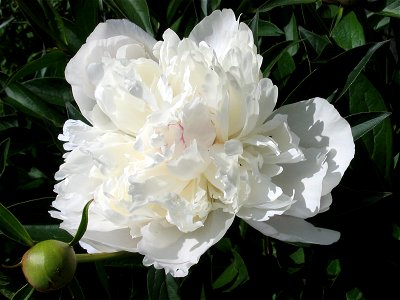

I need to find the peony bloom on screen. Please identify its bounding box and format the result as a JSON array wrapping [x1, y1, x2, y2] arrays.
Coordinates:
[[51, 9, 355, 277]]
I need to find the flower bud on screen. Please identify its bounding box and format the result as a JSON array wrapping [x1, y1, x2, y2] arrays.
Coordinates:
[[22, 240, 76, 292]]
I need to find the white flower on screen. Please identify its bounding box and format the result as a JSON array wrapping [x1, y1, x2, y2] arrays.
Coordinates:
[[51, 9, 355, 277]]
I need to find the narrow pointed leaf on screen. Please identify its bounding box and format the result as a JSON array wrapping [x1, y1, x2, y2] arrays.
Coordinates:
[[258, 0, 316, 13], [0, 138, 10, 176], [0, 202, 34, 246], [334, 40, 388, 102], [69, 199, 93, 246], [11, 284, 34, 300], [23, 78, 74, 106], [165, 274, 181, 300], [7, 51, 67, 85], [376, 1, 400, 18], [347, 111, 391, 141], [262, 40, 301, 76], [3, 82, 65, 127], [109, 0, 154, 35]]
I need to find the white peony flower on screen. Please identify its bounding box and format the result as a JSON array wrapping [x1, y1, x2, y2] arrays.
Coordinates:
[[51, 9, 355, 277]]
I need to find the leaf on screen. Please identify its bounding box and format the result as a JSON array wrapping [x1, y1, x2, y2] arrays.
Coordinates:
[[249, 11, 259, 48], [0, 202, 34, 246], [331, 11, 365, 50], [11, 284, 34, 300], [165, 274, 181, 300], [66, 277, 86, 300], [25, 225, 73, 243], [109, 0, 154, 35], [3, 82, 65, 127], [225, 250, 249, 292], [289, 248, 305, 265], [376, 0, 400, 18], [299, 26, 331, 57], [147, 268, 164, 300], [333, 40, 388, 102], [347, 111, 391, 141], [327, 259, 341, 277], [258, 20, 284, 37], [71, 0, 99, 41], [23, 78, 74, 107], [212, 262, 237, 290], [349, 73, 393, 178], [284, 13, 299, 56], [258, 0, 317, 12], [69, 199, 93, 246], [392, 224, 400, 240], [212, 249, 249, 292], [273, 51, 296, 83], [16, 0, 69, 50], [0, 138, 10, 176], [346, 288, 364, 300], [7, 51, 67, 85], [262, 40, 302, 77]]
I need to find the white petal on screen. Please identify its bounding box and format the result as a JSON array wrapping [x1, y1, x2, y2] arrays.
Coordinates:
[[138, 209, 234, 277], [273, 98, 355, 195], [87, 19, 156, 54], [245, 215, 340, 245], [79, 228, 139, 253], [273, 148, 328, 218], [189, 9, 239, 60]]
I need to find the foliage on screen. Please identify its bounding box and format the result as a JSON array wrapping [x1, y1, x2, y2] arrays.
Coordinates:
[[0, 0, 399, 299]]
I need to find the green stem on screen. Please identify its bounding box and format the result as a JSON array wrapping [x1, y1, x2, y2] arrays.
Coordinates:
[[75, 251, 133, 263]]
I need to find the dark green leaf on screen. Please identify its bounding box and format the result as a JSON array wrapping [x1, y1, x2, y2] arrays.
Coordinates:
[[284, 13, 299, 56], [165, 274, 181, 300], [166, 0, 185, 24], [273, 51, 296, 82], [7, 51, 67, 85], [262, 40, 302, 77], [225, 250, 249, 292], [376, 1, 400, 18], [11, 284, 34, 300], [346, 288, 364, 300], [69, 199, 93, 246], [349, 73, 393, 178], [3, 82, 65, 127], [212, 262, 237, 290], [0, 138, 10, 176], [258, 0, 317, 13], [249, 11, 259, 48], [109, 0, 154, 35], [16, 0, 68, 50], [392, 224, 400, 240], [72, 0, 99, 40], [299, 26, 331, 56], [327, 259, 341, 277], [0, 202, 34, 246], [148, 268, 165, 300], [331, 11, 365, 50], [258, 20, 284, 37], [289, 248, 305, 265], [25, 225, 73, 243], [23, 78, 73, 107], [347, 111, 391, 141]]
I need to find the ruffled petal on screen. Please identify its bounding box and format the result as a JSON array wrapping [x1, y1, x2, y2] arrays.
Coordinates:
[[273, 98, 355, 196], [245, 215, 340, 245], [138, 209, 234, 277]]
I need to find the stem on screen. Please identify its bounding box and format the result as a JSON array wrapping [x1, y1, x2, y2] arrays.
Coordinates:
[[75, 251, 134, 263], [1, 260, 22, 269]]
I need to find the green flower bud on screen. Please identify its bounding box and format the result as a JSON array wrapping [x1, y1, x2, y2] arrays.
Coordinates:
[[22, 240, 76, 292]]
